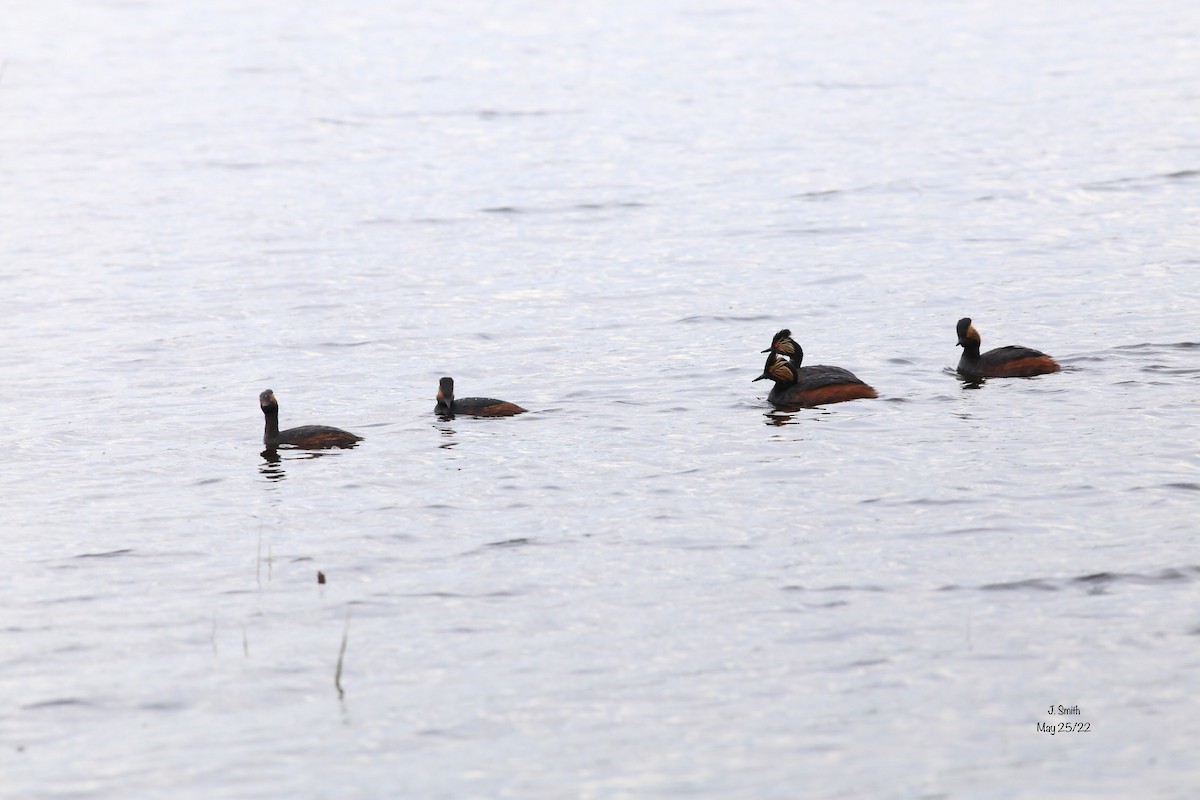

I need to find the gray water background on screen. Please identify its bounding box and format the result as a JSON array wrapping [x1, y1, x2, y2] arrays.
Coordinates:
[[2, 1, 1199, 797]]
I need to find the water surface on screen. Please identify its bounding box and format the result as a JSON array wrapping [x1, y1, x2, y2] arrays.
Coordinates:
[[2, 1, 1199, 797]]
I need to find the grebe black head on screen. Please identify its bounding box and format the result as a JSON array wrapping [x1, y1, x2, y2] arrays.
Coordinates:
[[435, 377, 455, 414], [761, 328, 802, 358], [956, 317, 978, 348], [752, 351, 797, 384], [259, 389, 362, 449]]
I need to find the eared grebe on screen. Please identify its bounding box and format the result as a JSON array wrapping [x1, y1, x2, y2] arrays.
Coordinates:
[[436, 377, 526, 417], [753, 348, 877, 407], [955, 318, 1060, 379], [259, 389, 363, 449]]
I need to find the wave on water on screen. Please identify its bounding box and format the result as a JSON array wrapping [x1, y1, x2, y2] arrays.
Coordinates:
[[73, 548, 136, 559], [942, 565, 1200, 594], [1064, 342, 1200, 374], [1111, 342, 1200, 351], [481, 201, 648, 215], [1081, 169, 1200, 192], [677, 314, 775, 323], [22, 698, 96, 710]]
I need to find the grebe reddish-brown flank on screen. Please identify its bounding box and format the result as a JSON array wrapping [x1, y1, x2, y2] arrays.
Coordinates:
[[259, 389, 363, 449], [955, 318, 1061, 379], [753, 346, 878, 408], [436, 377, 526, 417]]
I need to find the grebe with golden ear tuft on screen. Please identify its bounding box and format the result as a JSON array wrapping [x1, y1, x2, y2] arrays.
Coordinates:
[[955, 318, 1060, 379]]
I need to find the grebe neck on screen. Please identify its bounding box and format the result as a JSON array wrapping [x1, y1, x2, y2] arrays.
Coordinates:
[[262, 405, 280, 444]]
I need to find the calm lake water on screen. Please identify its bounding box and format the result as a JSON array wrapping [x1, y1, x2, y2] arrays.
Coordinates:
[[3, 1, 1199, 797]]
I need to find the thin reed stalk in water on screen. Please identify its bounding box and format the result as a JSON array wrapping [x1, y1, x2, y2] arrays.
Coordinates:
[[335, 610, 351, 699]]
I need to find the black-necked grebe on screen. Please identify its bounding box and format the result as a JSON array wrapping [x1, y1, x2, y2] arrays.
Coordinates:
[[753, 347, 878, 407], [956, 318, 1060, 379], [259, 389, 362, 449], [436, 377, 526, 417]]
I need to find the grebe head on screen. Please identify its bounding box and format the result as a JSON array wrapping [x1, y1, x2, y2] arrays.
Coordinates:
[[767, 356, 796, 383], [761, 328, 800, 357], [956, 317, 980, 348], [437, 377, 455, 403], [259, 389, 278, 410], [753, 352, 796, 384]]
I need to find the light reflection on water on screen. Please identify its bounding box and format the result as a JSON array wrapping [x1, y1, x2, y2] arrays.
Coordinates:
[[2, 1, 1200, 798]]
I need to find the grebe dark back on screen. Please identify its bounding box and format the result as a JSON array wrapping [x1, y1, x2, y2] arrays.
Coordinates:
[[956, 318, 1060, 379], [259, 389, 363, 449], [436, 377, 526, 417]]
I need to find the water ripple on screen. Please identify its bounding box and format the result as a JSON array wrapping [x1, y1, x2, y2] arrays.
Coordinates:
[[74, 549, 135, 559], [943, 566, 1200, 594]]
